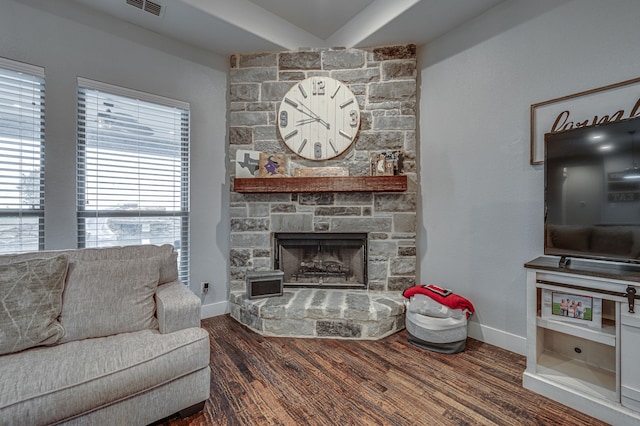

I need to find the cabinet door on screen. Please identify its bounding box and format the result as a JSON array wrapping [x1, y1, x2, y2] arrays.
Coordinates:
[[621, 309, 640, 411]]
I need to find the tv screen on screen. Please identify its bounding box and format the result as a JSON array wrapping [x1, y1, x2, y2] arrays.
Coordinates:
[[544, 117, 640, 264]]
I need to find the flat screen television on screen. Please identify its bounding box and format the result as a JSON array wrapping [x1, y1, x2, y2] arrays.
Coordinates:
[[544, 116, 640, 266]]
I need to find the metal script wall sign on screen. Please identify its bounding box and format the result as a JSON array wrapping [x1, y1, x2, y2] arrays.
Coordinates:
[[530, 76, 640, 164]]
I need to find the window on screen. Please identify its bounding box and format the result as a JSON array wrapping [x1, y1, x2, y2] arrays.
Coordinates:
[[77, 78, 190, 282], [0, 58, 45, 254]]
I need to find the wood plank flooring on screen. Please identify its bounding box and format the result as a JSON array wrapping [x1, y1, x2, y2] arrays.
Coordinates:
[[162, 314, 607, 426]]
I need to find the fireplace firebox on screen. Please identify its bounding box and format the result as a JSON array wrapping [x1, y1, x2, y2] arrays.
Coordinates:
[[274, 233, 367, 289]]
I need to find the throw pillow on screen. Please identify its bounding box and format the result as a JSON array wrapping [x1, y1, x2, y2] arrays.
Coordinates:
[[67, 244, 179, 284], [58, 257, 161, 343], [0, 244, 179, 284], [0, 255, 69, 355]]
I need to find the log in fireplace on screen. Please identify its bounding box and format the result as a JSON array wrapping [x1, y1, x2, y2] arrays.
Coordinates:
[[273, 233, 367, 289]]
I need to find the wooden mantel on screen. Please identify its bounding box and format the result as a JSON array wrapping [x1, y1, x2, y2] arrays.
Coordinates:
[[233, 175, 407, 193]]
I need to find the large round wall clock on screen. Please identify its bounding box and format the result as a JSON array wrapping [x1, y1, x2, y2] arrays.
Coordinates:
[[277, 76, 360, 161]]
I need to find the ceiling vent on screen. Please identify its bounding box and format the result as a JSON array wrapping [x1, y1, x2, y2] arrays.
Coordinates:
[[126, 0, 163, 17]]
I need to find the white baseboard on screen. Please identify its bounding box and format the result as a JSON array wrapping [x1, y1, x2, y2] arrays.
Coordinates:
[[468, 321, 526, 355], [201, 300, 229, 319]]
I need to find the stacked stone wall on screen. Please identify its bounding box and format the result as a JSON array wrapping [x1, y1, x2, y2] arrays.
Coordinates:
[[228, 44, 418, 293]]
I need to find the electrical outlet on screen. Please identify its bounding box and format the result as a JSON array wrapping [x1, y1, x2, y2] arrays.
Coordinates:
[[201, 282, 209, 294]]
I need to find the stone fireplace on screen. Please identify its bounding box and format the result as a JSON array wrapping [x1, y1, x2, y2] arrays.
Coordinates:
[[227, 44, 418, 339], [275, 232, 367, 289]]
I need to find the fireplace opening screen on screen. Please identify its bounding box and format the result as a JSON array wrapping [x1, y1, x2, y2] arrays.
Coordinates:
[[274, 233, 367, 289]]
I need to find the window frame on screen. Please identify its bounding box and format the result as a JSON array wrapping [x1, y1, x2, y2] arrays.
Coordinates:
[[76, 78, 190, 282], [0, 57, 46, 254]]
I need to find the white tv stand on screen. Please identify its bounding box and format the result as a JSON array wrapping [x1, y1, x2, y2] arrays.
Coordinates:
[[524, 257, 640, 425]]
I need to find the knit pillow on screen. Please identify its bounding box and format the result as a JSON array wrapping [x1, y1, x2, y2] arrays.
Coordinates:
[[58, 257, 161, 343], [0, 255, 69, 355]]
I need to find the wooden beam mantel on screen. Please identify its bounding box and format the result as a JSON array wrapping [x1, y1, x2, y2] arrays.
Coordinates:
[[233, 175, 407, 193]]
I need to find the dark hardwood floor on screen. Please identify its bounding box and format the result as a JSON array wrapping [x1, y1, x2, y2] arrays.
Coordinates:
[[163, 315, 607, 426]]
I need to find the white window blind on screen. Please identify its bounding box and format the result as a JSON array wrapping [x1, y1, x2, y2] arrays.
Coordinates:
[[0, 58, 45, 254], [76, 78, 190, 282]]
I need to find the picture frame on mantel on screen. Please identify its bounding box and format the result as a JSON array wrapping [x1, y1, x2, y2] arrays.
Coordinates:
[[530, 76, 640, 165]]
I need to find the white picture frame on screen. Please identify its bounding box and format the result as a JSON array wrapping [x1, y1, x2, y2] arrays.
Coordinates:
[[530, 76, 640, 165], [541, 289, 602, 329]]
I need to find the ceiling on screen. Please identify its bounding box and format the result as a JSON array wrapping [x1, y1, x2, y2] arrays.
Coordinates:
[[62, 0, 506, 55]]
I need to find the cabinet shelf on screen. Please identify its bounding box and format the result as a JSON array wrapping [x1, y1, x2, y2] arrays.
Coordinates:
[[536, 317, 616, 346], [537, 350, 617, 401], [233, 175, 407, 193]]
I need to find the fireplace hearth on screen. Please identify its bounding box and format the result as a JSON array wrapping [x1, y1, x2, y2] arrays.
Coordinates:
[[274, 233, 367, 289]]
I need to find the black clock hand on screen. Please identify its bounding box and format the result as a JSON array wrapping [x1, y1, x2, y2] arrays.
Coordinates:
[[293, 107, 320, 123], [296, 118, 318, 126], [296, 108, 330, 129], [296, 99, 330, 129], [299, 104, 330, 129]]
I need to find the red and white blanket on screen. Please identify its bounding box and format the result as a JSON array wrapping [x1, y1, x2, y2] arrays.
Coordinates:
[[403, 284, 475, 318]]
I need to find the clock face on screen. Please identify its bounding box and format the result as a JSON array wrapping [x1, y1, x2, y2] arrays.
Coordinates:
[[277, 77, 360, 161]]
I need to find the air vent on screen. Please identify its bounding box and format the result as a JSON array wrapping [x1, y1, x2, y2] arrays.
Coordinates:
[[143, 1, 162, 16], [126, 0, 163, 17], [126, 0, 143, 9]]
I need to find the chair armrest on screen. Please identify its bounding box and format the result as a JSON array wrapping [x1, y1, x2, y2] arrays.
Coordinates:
[[156, 280, 201, 334]]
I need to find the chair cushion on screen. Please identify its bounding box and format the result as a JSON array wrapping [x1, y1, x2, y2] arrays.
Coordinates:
[[58, 257, 161, 343], [62, 245, 178, 284], [0, 244, 178, 285], [0, 255, 69, 355], [0, 327, 210, 426]]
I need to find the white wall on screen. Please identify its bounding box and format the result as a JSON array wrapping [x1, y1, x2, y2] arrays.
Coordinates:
[[0, 0, 230, 315], [419, 0, 640, 354]]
